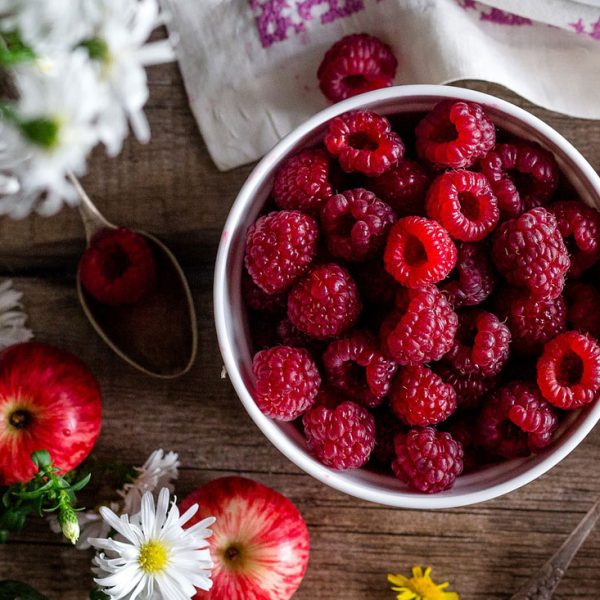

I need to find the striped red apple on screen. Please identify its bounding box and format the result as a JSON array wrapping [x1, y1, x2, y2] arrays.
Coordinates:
[[181, 476, 310, 600]]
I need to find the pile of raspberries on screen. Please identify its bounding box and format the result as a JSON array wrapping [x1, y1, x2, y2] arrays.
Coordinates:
[[243, 94, 600, 494]]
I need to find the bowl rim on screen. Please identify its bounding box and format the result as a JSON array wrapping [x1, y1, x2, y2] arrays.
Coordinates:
[[214, 84, 600, 509]]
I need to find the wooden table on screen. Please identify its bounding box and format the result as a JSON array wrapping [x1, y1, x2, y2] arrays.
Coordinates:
[[1, 64, 599, 599]]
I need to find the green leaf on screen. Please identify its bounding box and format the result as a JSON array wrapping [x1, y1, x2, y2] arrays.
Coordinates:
[[80, 38, 110, 63], [31, 450, 51, 469], [0, 581, 49, 600], [0, 31, 35, 66], [18, 118, 60, 149], [69, 473, 92, 493]]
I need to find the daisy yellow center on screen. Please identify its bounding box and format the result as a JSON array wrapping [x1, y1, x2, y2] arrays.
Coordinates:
[[138, 540, 169, 574]]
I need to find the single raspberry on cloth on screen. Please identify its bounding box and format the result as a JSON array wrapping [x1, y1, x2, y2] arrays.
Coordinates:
[[303, 400, 376, 470], [384, 216, 457, 288], [321, 188, 396, 262], [491, 207, 569, 300], [425, 170, 499, 242], [392, 427, 463, 493], [550, 200, 600, 277], [325, 110, 404, 176], [537, 331, 600, 410], [79, 227, 157, 306], [480, 142, 559, 218], [390, 365, 457, 427], [323, 331, 397, 408], [287, 263, 361, 339], [317, 33, 397, 103], [245, 210, 319, 294], [380, 286, 458, 365], [415, 100, 495, 169], [476, 381, 558, 458], [252, 346, 321, 421], [272, 147, 333, 215]]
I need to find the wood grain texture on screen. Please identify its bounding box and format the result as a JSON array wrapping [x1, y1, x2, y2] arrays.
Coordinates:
[[1, 69, 600, 599]]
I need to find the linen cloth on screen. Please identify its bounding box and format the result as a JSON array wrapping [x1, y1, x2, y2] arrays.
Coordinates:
[[162, 0, 600, 171]]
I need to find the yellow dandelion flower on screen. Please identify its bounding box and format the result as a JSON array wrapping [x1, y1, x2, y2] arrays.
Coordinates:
[[388, 566, 459, 600]]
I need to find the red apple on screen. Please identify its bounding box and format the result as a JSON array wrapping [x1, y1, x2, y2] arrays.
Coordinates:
[[0, 342, 102, 485], [181, 476, 310, 600]]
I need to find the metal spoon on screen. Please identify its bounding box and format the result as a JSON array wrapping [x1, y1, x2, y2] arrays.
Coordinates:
[[510, 494, 600, 599], [70, 174, 198, 379]]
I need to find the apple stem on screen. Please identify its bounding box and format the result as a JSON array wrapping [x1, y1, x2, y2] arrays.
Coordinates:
[[8, 409, 31, 430]]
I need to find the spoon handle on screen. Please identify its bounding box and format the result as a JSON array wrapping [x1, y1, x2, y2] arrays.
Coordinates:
[[68, 173, 114, 241], [510, 495, 600, 600]]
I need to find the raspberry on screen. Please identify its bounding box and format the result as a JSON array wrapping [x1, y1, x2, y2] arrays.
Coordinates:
[[443, 309, 511, 377], [491, 207, 569, 300], [476, 381, 558, 458], [368, 159, 430, 216], [321, 188, 396, 262], [317, 33, 397, 103], [390, 365, 457, 426], [550, 200, 600, 277], [303, 400, 376, 469], [242, 270, 287, 314], [78, 227, 157, 306], [323, 331, 397, 408], [442, 411, 480, 472], [425, 170, 499, 242], [288, 263, 361, 339], [440, 242, 496, 308], [272, 148, 333, 215], [567, 282, 600, 339], [435, 364, 497, 409], [252, 346, 321, 421], [325, 110, 404, 176], [371, 405, 404, 465], [381, 286, 458, 365], [245, 211, 319, 294], [392, 427, 463, 493], [353, 259, 399, 308], [495, 288, 567, 355], [536, 331, 600, 409], [384, 216, 457, 288], [415, 100, 495, 169], [276, 318, 314, 348], [480, 142, 559, 218]]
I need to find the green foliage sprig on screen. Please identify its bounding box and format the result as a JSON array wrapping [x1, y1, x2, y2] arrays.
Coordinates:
[[0, 450, 90, 544]]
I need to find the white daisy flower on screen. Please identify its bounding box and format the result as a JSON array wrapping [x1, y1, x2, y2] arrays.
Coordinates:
[[0, 0, 105, 54], [0, 280, 33, 349], [0, 50, 106, 217], [76, 0, 176, 155], [90, 488, 215, 599], [118, 449, 180, 516]]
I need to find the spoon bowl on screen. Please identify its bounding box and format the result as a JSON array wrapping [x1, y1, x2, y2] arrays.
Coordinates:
[[71, 175, 198, 379]]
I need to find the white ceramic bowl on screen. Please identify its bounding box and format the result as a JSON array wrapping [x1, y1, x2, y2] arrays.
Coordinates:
[[214, 85, 600, 509]]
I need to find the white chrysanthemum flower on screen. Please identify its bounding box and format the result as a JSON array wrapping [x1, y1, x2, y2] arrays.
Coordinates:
[[0, 280, 33, 349], [50, 502, 118, 550], [0, 0, 105, 54], [87, 0, 176, 154], [118, 449, 180, 516], [90, 488, 215, 600], [0, 50, 106, 217]]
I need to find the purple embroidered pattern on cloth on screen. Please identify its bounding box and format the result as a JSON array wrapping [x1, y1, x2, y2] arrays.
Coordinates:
[[569, 17, 600, 40], [248, 0, 366, 48], [456, 1, 531, 26]]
